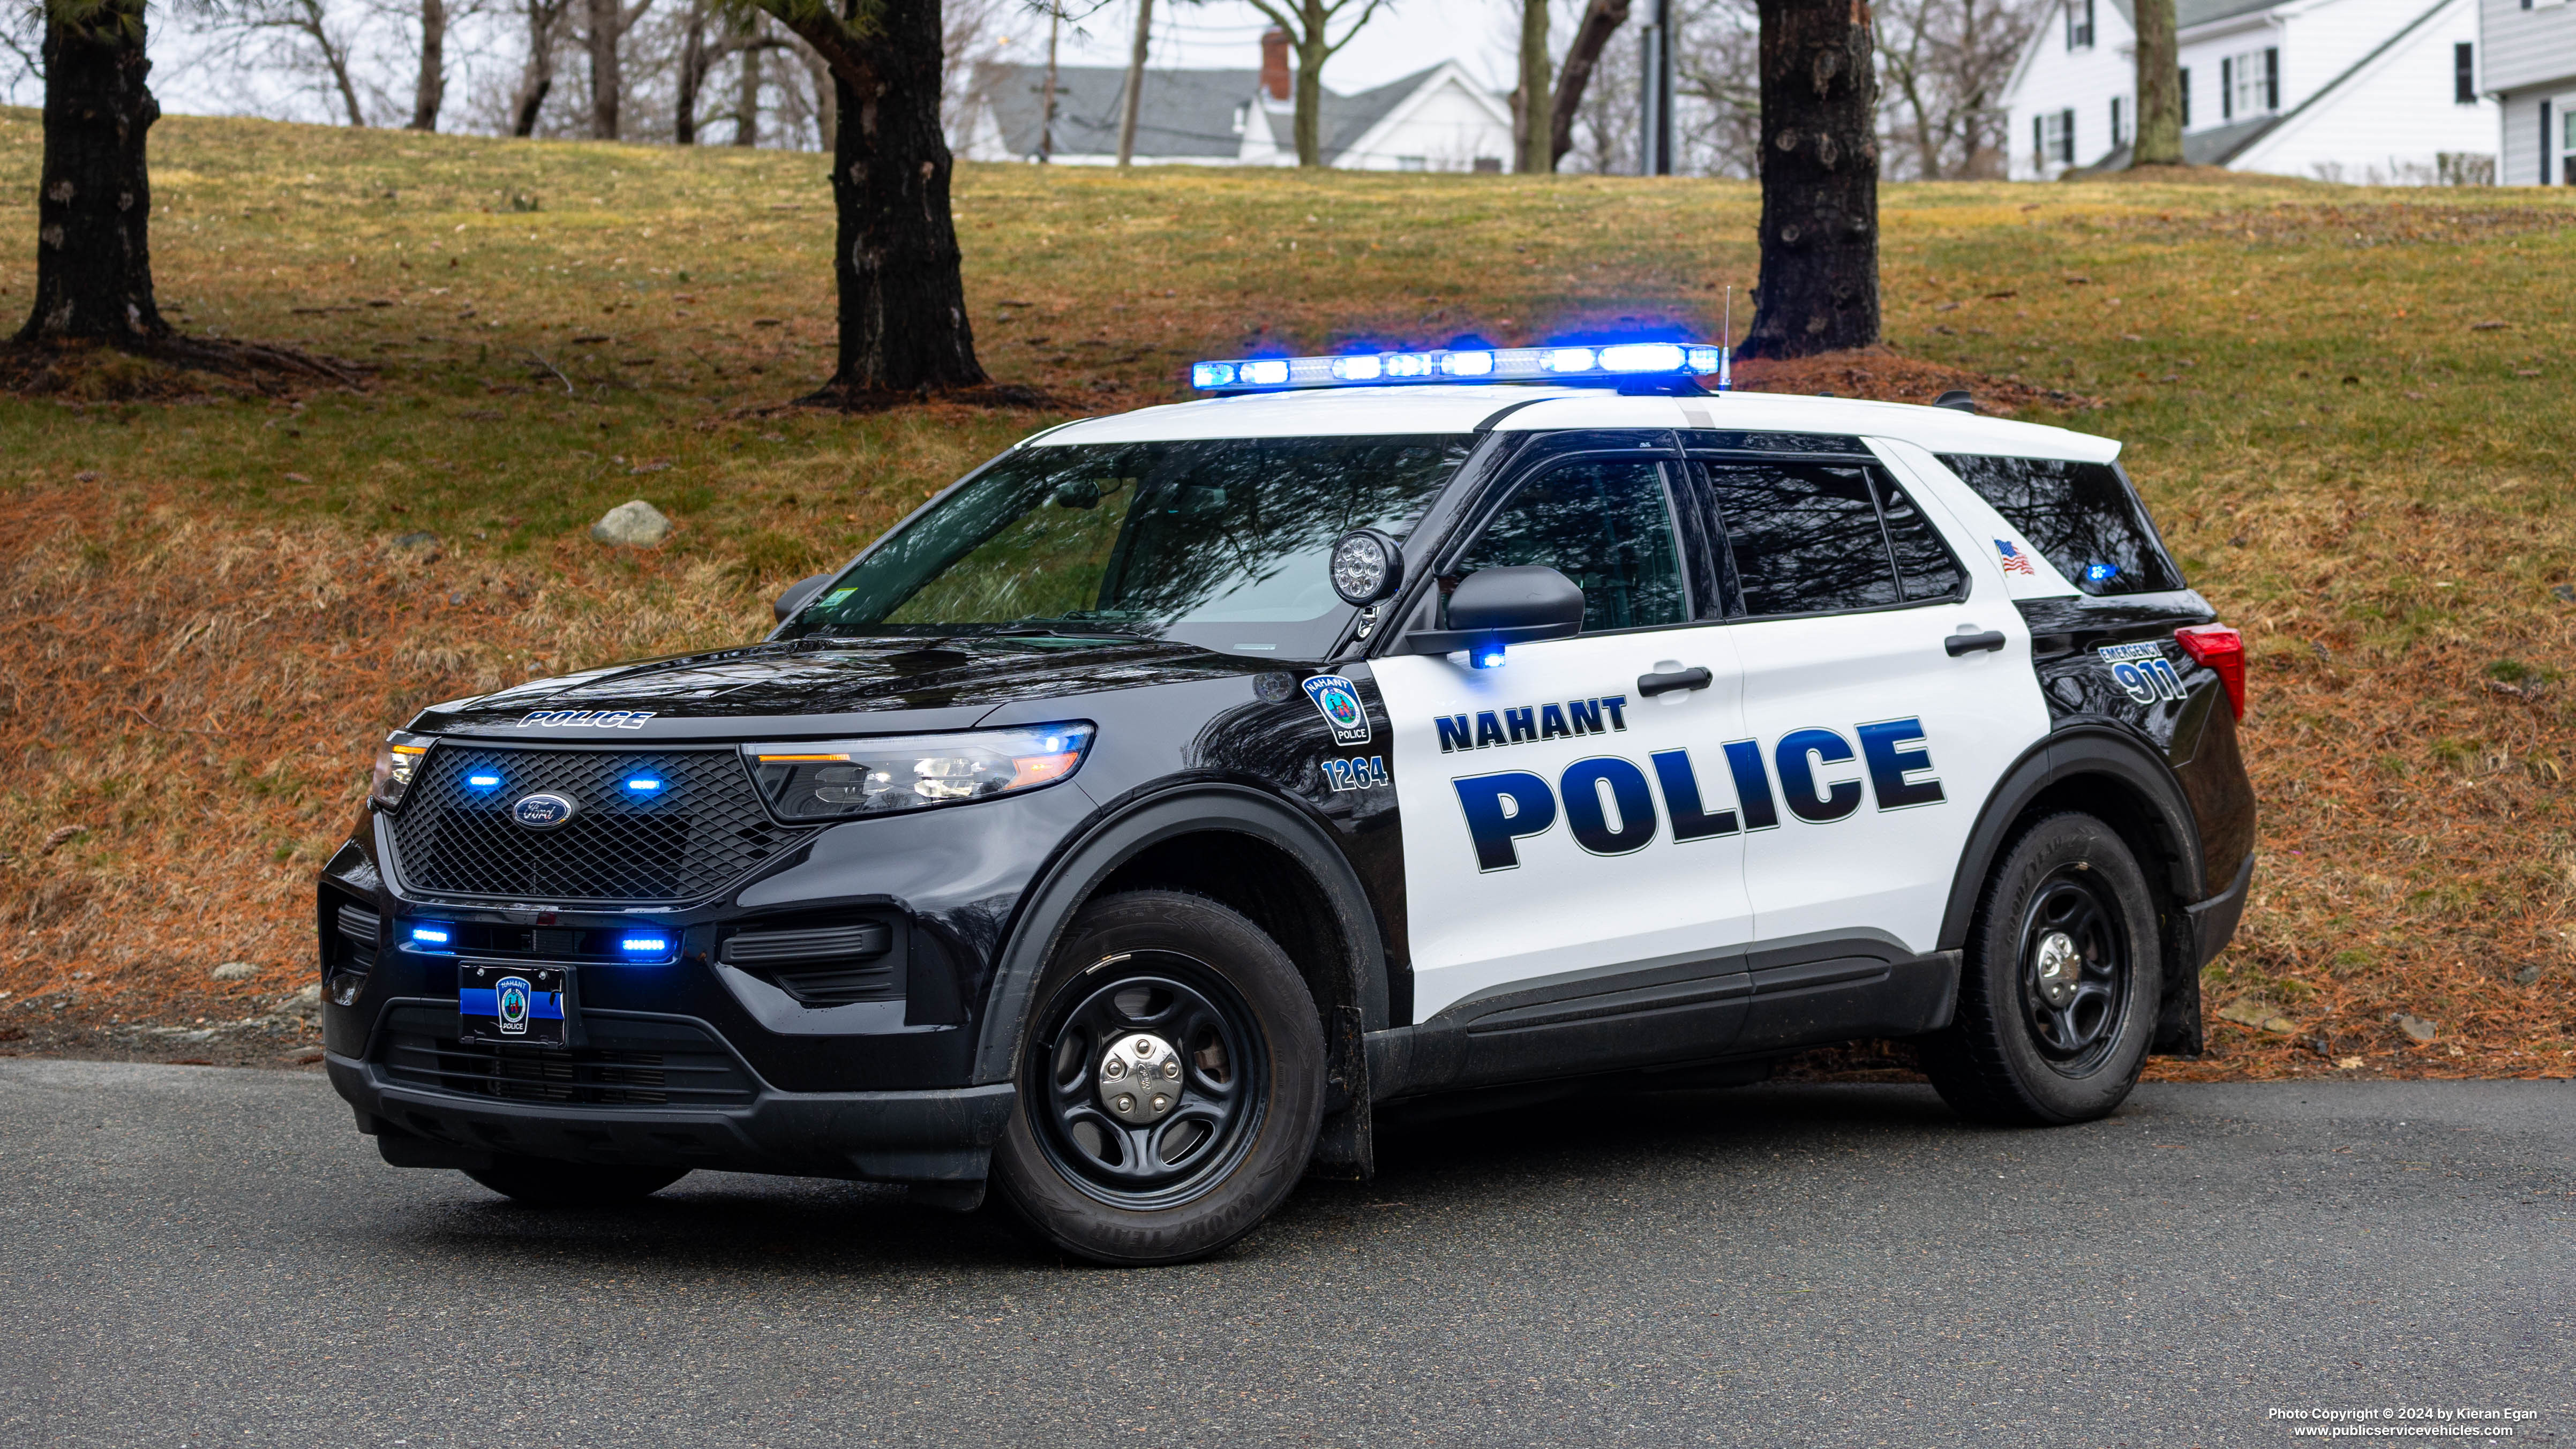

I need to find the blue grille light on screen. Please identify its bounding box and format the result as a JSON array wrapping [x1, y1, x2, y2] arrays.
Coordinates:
[[619, 933, 673, 956], [1188, 341, 1722, 393], [410, 924, 453, 947], [465, 773, 502, 790], [625, 776, 664, 793]]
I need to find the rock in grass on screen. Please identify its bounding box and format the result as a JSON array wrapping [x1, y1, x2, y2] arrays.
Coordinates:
[[389, 530, 440, 557], [2217, 998, 2296, 1034], [211, 962, 259, 982], [590, 499, 671, 547], [2390, 1012, 2438, 1045]]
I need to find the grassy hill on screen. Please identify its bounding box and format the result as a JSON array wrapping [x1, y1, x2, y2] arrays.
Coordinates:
[[2, 108, 2572, 1079]]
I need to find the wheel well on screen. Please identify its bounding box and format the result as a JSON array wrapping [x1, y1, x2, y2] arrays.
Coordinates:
[[1091, 830, 1352, 1035], [2015, 772, 2195, 907]]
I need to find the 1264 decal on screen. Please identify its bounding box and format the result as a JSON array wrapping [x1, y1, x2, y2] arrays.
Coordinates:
[[1320, 756, 1391, 792]]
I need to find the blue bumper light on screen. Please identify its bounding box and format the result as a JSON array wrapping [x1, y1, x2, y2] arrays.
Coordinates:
[[410, 924, 453, 947], [619, 934, 673, 956]]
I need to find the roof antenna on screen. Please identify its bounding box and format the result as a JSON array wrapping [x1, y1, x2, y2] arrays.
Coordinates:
[[1717, 285, 1733, 392]]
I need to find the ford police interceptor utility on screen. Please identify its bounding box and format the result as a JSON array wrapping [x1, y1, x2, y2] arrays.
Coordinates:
[[319, 341, 2255, 1265]]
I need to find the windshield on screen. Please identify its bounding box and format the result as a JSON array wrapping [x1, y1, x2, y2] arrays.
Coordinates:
[[779, 436, 1474, 659]]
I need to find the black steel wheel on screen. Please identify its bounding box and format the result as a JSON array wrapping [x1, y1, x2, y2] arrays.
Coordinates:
[[992, 890, 1324, 1266], [1922, 812, 2161, 1125]]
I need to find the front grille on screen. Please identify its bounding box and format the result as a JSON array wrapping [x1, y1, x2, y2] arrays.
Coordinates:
[[389, 744, 811, 905], [378, 1003, 756, 1108]]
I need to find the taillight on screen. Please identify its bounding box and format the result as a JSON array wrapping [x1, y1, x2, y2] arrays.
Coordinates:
[[2175, 624, 2245, 719]]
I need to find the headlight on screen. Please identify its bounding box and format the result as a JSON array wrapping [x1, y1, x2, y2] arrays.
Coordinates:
[[745, 723, 1094, 822], [369, 731, 434, 810]]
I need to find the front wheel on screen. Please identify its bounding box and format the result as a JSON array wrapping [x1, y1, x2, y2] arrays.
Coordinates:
[[991, 890, 1325, 1266], [1921, 812, 2161, 1125]]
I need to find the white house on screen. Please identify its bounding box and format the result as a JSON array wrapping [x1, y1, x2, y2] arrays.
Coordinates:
[[953, 30, 1514, 171], [2479, 0, 2576, 183], [2004, 0, 2498, 182]]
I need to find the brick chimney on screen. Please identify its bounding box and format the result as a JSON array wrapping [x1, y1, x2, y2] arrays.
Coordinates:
[[1260, 27, 1291, 102]]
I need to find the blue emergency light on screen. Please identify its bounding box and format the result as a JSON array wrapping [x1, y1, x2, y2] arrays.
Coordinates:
[[618, 933, 673, 957], [1190, 342, 1725, 394]]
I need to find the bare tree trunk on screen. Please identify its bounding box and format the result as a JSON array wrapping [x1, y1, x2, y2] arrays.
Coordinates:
[[1741, 0, 1879, 358], [410, 0, 448, 130], [733, 14, 762, 147], [676, 0, 711, 142], [586, 0, 622, 137], [17, 0, 166, 346], [1550, 0, 1629, 166], [1292, 0, 1324, 166], [1115, 0, 1154, 166], [2131, 0, 2182, 165], [823, 0, 984, 394], [1038, 9, 1057, 160], [510, 0, 564, 136], [1515, 0, 1551, 171]]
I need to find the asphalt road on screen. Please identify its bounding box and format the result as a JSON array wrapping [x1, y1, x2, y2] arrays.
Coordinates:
[[3, 1062, 2569, 1448]]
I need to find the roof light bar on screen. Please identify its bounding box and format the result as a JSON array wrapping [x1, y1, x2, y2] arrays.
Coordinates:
[[1190, 343, 1725, 394]]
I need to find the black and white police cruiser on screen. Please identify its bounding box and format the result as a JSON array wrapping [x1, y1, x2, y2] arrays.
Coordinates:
[[320, 340, 2255, 1265]]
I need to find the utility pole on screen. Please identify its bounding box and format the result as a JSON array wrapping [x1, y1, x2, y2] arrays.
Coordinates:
[[1638, 0, 1674, 174], [1039, 10, 1061, 162]]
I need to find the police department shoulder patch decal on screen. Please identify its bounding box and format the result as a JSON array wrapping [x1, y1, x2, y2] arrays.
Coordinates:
[[1301, 674, 1372, 747]]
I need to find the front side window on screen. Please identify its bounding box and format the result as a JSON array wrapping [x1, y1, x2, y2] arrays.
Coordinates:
[[1451, 461, 1687, 633], [1936, 454, 2187, 596], [781, 436, 1472, 658]]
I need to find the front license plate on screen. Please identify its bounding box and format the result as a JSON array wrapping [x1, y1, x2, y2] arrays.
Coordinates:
[[459, 963, 569, 1046]]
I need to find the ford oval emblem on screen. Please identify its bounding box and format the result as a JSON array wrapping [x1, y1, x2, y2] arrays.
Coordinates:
[[510, 792, 578, 830]]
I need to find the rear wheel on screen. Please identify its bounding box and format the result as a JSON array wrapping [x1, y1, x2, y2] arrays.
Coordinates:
[[1921, 812, 2160, 1125], [992, 890, 1324, 1266], [463, 1158, 688, 1206]]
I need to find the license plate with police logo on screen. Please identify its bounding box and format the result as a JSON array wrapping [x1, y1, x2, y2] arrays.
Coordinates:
[[459, 963, 570, 1046]]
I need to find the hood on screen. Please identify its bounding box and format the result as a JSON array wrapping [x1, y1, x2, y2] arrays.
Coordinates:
[[413, 634, 1280, 741]]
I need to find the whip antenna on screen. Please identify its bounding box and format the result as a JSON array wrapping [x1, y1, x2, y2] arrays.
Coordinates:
[[1718, 285, 1733, 392]]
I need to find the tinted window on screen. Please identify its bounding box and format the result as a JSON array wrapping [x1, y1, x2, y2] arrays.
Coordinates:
[[1874, 474, 1966, 600], [1453, 461, 1686, 633], [781, 436, 1470, 658], [1935, 454, 2186, 595], [1706, 463, 1898, 616]]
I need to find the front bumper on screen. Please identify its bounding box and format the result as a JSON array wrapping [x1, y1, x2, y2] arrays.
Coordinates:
[[332, 1046, 1016, 1183]]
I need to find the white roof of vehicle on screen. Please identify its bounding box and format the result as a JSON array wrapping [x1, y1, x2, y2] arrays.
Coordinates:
[[1029, 384, 2121, 463]]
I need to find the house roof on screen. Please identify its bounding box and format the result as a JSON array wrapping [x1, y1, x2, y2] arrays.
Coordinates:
[[975, 64, 1264, 159], [2071, 114, 2280, 173], [1257, 66, 1448, 162]]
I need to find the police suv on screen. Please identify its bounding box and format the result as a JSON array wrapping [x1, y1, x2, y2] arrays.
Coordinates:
[[320, 342, 2255, 1265]]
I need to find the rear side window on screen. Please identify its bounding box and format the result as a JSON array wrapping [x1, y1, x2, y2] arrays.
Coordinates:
[[1936, 455, 2186, 595], [1703, 462, 1962, 617]]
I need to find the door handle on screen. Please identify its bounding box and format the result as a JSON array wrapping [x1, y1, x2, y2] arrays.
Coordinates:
[[1944, 630, 2008, 657], [1637, 666, 1714, 696]]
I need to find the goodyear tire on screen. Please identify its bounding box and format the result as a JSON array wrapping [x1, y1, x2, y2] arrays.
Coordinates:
[[463, 1159, 689, 1205], [992, 890, 1325, 1266], [1921, 812, 2160, 1125]]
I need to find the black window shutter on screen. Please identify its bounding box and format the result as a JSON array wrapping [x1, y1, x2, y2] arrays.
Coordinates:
[[2545, 102, 2555, 186], [2221, 58, 2233, 120], [2454, 43, 2474, 103], [2034, 114, 2044, 164], [2180, 67, 2191, 127], [2264, 49, 2279, 110], [2060, 108, 2075, 162]]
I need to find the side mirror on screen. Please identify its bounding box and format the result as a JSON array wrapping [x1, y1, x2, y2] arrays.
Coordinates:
[[773, 573, 835, 622], [1403, 565, 1584, 665]]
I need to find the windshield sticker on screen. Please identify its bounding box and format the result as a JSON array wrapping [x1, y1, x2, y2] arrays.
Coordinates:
[[1302, 675, 1372, 746], [517, 709, 657, 730], [2096, 642, 2185, 704], [1433, 695, 1630, 753], [1320, 756, 1391, 793]]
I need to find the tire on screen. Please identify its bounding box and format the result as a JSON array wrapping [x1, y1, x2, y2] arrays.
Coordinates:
[[991, 890, 1326, 1266], [1921, 812, 2161, 1126], [463, 1158, 689, 1206]]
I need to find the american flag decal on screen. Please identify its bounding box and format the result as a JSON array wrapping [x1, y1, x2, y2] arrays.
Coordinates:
[[1995, 540, 2036, 576]]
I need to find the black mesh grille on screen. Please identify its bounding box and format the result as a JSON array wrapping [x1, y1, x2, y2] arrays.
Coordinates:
[[389, 744, 810, 905], [378, 1003, 756, 1108]]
